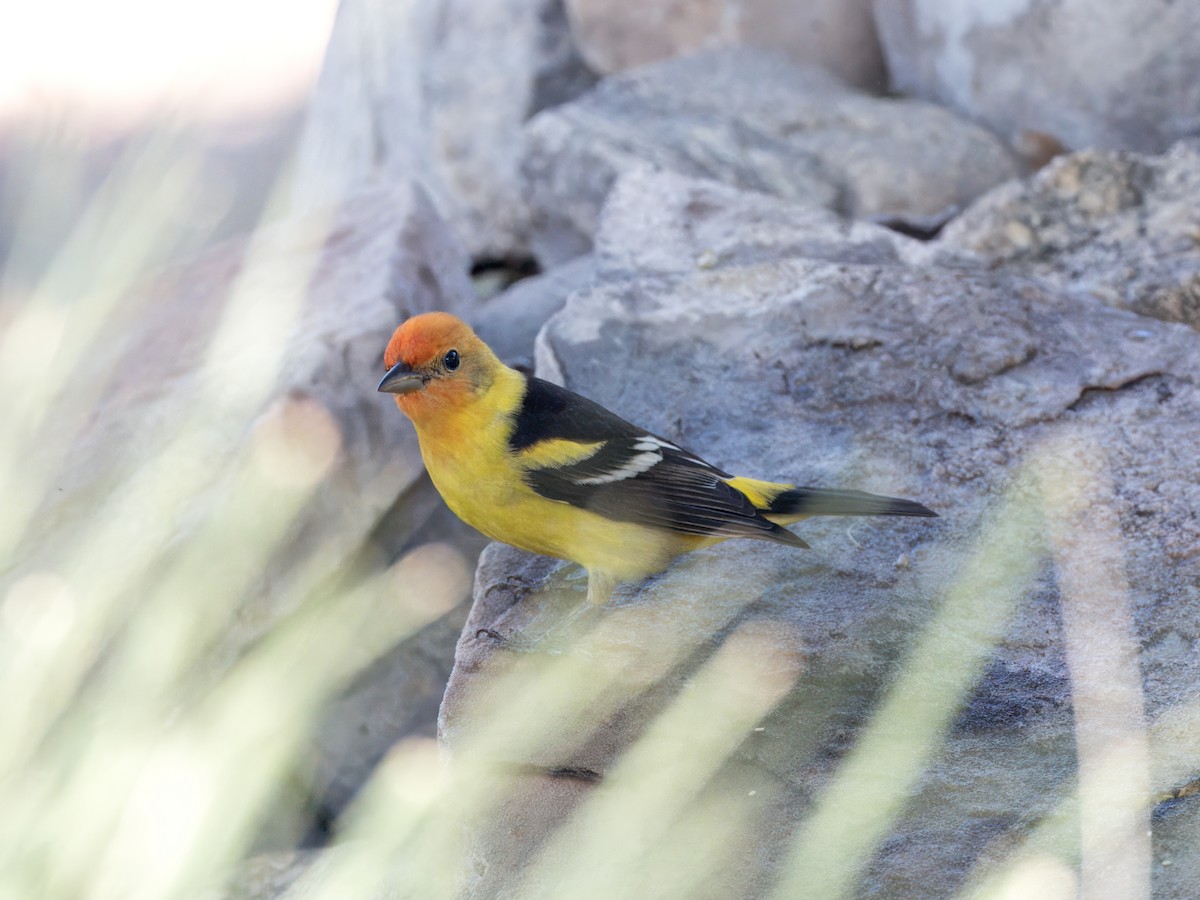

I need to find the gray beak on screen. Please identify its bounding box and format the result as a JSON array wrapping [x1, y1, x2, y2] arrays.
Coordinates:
[[378, 362, 425, 395]]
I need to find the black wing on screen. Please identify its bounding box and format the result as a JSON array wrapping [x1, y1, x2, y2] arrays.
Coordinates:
[[509, 377, 808, 546], [509, 375, 645, 449]]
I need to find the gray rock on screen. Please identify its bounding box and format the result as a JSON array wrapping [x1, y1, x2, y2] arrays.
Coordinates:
[[565, 0, 887, 91], [311, 610, 465, 817], [471, 255, 597, 371], [522, 48, 1018, 265], [595, 169, 921, 281], [291, 0, 596, 260], [874, 0, 1200, 154], [440, 190, 1200, 895], [932, 141, 1200, 330]]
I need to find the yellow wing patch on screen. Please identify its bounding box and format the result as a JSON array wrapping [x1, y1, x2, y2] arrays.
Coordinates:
[[517, 438, 605, 470]]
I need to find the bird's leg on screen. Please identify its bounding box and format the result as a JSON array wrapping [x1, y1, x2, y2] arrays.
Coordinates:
[[536, 570, 614, 644], [586, 571, 617, 606], [491, 568, 615, 654]]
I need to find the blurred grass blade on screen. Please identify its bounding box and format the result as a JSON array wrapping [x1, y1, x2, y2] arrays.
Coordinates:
[[771, 465, 1046, 900]]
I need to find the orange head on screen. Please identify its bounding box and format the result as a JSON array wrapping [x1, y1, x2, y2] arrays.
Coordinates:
[[378, 312, 498, 423]]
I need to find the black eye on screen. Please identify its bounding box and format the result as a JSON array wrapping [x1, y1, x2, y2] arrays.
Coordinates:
[[443, 349, 460, 370]]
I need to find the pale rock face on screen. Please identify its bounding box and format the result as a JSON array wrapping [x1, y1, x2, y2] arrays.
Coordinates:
[[564, 0, 887, 90], [931, 141, 1200, 330], [471, 255, 597, 372], [874, 0, 1200, 153], [522, 49, 1018, 265], [593, 169, 923, 281], [290, 0, 596, 261]]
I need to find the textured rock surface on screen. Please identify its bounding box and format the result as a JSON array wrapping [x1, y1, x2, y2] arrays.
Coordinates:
[[595, 169, 921, 281], [471, 255, 596, 372], [522, 49, 1018, 264], [565, 0, 886, 90], [932, 141, 1200, 329], [440, 177, 1200, 897], [874, 0, 1200, 153], [292, 0, 596, 259]]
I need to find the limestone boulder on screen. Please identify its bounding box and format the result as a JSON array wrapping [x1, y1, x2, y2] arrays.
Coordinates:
[[292, 0, 596, 260], [932, 140, 1200, 330], [594, 168, 922, 283], [874, 0, 1200, 153], [523, 49, 1017, 265], [472, 255, 597, 372], [564, 0, 886, 90]]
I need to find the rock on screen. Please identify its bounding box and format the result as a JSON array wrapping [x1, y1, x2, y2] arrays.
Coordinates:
[[21, 183, 478, 674], [874, 0, 1200, 154], [564, 0, 887, 91], [931, 141, 1200, 330], [471, 255, 597, 371], [522, 49, 1018, 265], [291, 0, 596, 260], [439, 181, 1200, 895], [595, 169, 922, 282], [310, 609, 464, 818]]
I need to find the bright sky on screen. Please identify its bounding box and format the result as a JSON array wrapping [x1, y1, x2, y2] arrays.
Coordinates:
[[0, 0, 339, 129]]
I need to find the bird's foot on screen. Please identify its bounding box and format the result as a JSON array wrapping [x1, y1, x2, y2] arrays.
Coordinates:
[[475, 596, 602, 655]]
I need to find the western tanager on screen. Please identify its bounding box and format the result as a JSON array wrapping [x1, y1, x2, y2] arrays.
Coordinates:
[[379, 312, 935, 604]]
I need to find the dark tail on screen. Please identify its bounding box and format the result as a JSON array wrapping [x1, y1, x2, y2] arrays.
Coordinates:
[[766, 487, 937, 519]]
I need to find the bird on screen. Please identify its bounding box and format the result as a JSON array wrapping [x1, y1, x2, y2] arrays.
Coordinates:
[[378, 312, 936, 606]]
